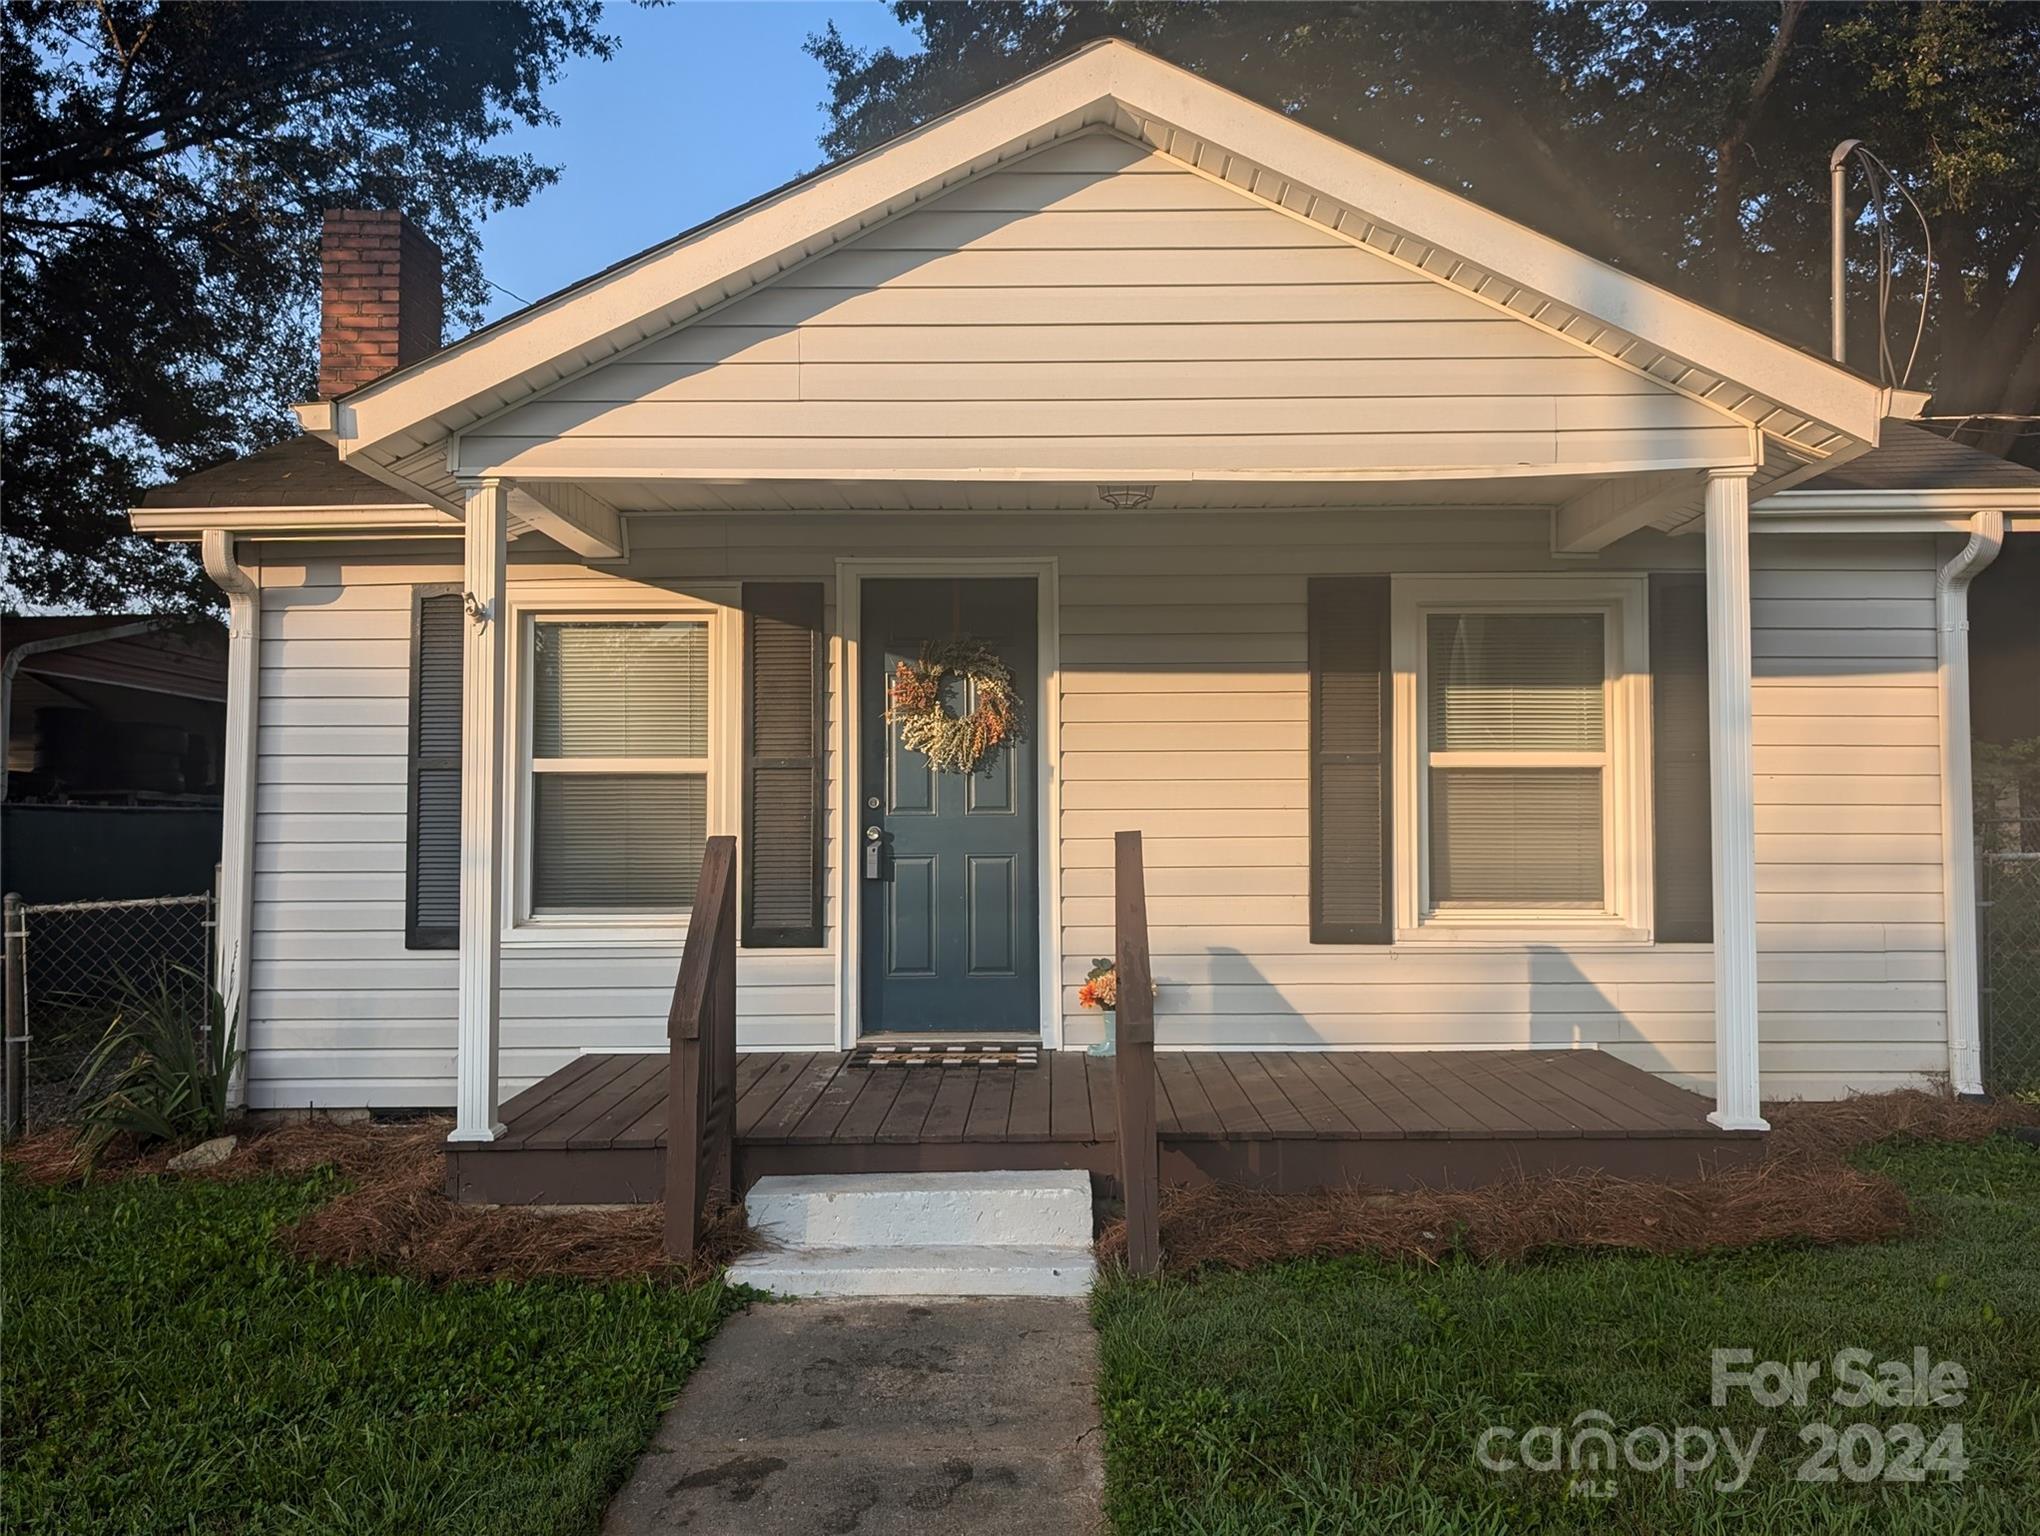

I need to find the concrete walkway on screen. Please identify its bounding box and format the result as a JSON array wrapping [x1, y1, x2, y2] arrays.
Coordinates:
[[601, 1298, 1104, 1535]]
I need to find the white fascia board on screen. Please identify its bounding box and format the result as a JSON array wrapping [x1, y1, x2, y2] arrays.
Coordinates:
[[1758, 487, 2040, 513], [329, 39, 1886, 467], [457, 454, 1759, 486], [1748, 487, 2040, 535], [293, 400, 338, 439], [129, 504, 457, 541]]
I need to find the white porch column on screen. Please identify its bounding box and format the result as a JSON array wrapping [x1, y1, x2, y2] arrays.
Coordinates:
[[451, 478, 509, 1142], [1937, 511, 2006, 1097], [200, 531, 259, 1109], [1704, 467, 1767, 1131]]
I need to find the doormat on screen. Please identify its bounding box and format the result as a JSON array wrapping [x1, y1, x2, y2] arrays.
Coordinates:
[[848, 1043, 1040, 1069]]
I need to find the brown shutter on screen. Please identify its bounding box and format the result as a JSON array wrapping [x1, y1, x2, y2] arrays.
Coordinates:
[[1650, 573, 1713, 942], [743, 582, 824, 948], [406, 586, 462, 949], [1310, 576, 1392, 943]]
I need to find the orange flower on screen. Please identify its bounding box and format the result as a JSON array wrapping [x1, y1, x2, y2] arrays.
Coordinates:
[[887, 660, 939, 716]]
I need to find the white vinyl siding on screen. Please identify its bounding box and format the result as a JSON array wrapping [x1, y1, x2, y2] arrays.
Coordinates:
[[456, 133, 1747, 484], [239, 522, 1944, 1110]]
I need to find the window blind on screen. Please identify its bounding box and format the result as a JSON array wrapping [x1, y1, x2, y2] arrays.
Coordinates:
[[533, 621, 708, 758], [1430, 768, 1604, 906], [406, 588, 462, 949], [1425, 610, 1606, 910], [1426, 613, 1605, 750], [1309, 576, 1392, 943], [532, 774, 706, 912]]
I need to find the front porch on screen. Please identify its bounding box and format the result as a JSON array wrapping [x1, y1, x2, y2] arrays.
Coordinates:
[[444, 1045, 1764, 1206]]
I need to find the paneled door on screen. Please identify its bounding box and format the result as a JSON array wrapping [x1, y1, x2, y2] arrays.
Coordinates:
[[858, 578, 1039, 1035]]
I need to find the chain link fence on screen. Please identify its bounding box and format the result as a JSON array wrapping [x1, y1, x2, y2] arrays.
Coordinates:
[[1978, 811, 2040, 1100], [3, 893, 215, 1132]]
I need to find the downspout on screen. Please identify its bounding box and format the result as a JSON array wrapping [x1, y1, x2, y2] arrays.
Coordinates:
[[1936, 510, 2004, 1098], [201, 530, 260, 1109]]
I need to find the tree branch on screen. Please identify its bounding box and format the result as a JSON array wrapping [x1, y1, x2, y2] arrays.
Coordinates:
[[97, 0, 160, 134], [1714, 0, 1806, 312], [7, 44, 399, 196]]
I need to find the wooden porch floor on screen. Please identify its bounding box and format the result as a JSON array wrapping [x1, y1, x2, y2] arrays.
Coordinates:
[[445, 1048, 1763, 1205]]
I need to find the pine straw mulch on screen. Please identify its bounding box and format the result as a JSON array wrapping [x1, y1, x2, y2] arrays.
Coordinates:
[[1, 1116, 751, 1288], [1096, 1089, 2040, 1277], [8, 1089, 2036, 1287]]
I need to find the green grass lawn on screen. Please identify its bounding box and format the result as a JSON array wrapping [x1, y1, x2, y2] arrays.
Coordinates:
[[1095, 1136, 2040, 1534], [2, 1167, 736, 1535]]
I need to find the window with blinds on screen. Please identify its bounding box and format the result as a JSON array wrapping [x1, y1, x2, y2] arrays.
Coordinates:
[[529, 619, 710, 913], [1423, 611, 1609, 911]]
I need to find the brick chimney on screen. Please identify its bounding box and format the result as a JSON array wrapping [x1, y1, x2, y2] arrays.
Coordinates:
[[317, 210, 444, 398]]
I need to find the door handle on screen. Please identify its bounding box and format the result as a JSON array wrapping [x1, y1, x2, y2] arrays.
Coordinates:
[[863, 824, 885, 880]]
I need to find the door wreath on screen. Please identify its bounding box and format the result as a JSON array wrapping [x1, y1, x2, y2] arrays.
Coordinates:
[[885, 638, 1022, 774]]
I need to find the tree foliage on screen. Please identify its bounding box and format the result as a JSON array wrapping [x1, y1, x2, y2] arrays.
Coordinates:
[[3, 1, 614, 612], [810, 2, 2040, 461]]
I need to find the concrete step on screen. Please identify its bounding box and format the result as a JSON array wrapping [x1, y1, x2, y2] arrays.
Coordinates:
[[744, 1170, 1093, 1250], [728, 1243, 1097, 1299]]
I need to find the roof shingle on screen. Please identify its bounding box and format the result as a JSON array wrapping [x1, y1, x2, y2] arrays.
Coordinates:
[[138, 435, 425, 509], [1809, 421, 2040, 493]]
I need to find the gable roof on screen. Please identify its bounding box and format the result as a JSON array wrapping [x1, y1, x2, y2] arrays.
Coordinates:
[[306, 38, 1897, 510]]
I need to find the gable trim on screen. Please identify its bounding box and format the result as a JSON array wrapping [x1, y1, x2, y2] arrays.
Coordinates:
[[316, 39, 1892, 500]]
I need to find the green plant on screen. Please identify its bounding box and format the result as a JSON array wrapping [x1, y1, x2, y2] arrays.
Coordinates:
[[73, 966, 241, 1165]]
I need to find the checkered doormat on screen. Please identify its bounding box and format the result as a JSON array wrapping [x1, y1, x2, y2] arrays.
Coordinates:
[[848, 1042, 1040, 1069]]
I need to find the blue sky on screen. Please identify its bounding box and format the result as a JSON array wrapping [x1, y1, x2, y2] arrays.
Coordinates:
[[475, 1, 919, 325]]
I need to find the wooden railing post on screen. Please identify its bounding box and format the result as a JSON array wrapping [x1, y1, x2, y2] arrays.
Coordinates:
[[1113, 831, 1161, 1276], [707, 851, 737, 1209], [664, 836, 737, 1262]]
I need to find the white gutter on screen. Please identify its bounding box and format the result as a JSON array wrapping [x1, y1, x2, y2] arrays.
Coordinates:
[[130, 505, 456, 541], [201, 530, 259, 1108], [1935, 510, 2005, 1097]]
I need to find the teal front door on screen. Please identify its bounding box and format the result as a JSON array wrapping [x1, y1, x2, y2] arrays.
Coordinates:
[[859, 578, 1039, 1035]]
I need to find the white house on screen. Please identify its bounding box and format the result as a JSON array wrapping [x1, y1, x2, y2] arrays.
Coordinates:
[[133, 40, 2040, 1166]]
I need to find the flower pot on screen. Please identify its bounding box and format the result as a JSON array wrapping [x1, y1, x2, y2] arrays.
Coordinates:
[[1087, 1009, 1116, 1058]]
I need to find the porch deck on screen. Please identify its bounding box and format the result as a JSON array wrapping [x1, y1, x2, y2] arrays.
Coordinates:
[[445, 1048, 1764, 1205]]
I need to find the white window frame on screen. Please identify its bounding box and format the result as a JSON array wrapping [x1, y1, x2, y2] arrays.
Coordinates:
[[504, 585, 738, 942], [1391, 574, 1653, 944]]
